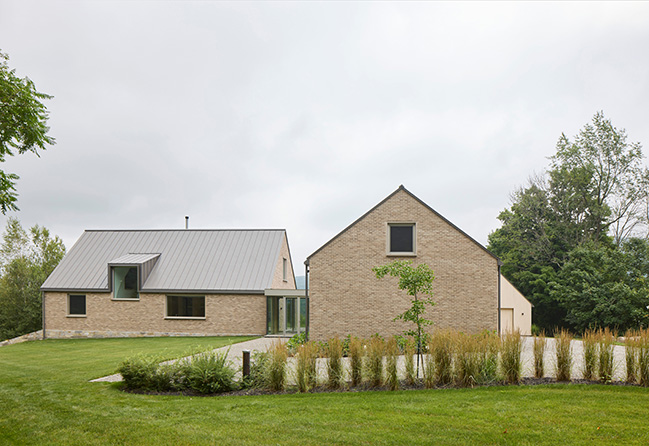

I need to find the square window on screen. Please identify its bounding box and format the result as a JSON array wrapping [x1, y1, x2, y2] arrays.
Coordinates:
[[68, 294, 86, 316], [166, 295, 205, 318], [389, 224, 415, 254], [113, 266, 138, 299]]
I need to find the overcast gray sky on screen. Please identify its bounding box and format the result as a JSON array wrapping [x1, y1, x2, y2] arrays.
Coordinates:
[[1, 1, 649, 270]]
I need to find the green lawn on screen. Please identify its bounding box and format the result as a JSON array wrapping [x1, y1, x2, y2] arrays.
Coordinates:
[[1, 338, 648, 445]]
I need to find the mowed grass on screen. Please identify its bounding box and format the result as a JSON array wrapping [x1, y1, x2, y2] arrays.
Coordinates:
[[1, 339, 649, 446]]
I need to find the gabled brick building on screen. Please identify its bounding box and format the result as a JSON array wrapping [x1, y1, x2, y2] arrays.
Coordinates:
[[305, 186, 531, 340]]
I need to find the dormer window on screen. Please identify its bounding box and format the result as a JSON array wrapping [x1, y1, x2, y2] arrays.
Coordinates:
[[388, 223, 416, 255], [113, 266, 138, 299]]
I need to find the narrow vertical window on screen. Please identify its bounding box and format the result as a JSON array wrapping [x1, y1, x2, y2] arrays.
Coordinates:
[[283, 258, 287, 281]]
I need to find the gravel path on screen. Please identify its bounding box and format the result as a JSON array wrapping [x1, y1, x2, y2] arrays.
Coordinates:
[[91, 336, 629, 383]]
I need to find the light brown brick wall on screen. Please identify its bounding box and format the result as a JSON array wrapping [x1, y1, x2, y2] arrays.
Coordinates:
[[308, 189, 499, 341], [271, 233, 297, 289], [43, 291, 266, 337]]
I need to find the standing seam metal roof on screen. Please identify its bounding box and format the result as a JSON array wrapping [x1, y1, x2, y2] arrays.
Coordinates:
[[41, 229, 287, 292]]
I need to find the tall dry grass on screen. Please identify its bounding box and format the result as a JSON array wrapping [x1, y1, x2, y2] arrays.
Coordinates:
[[638, 328, 649, 387], [267, 341, 288, 391], [478, 331, 500, 384], [431, 330, 454, 385], [348, 336, 364, 387], [455, 334, 480, 387], [554, 329, 573, 382], [500, 330, 522, 384], [385, 337, 400, 390], [295, 341, 319, 392], [581, 329, 598, 381], [403, 341, 417, 385], [625, 329, 638, 384], [325, 337, 344, 389], [366, 335, 384, 387], [597, 328, 616, 383], [533, 332, 546, 379]]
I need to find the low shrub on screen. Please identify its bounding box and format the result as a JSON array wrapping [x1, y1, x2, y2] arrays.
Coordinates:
[[385, 337, 400, 391], [533, 332, 546, 379], [286, 332, 307, 355], [118, 354, 160, 390], [423, 346, 435, 389], [500, 330, 522, 384], [348, 336, 364, 387], [326, 337, 344, 389], [581, 329, 598, 381], [240, 351, 269, 389], [183, 350, 236, 394], [555, 329, 573, 382], [597, 328, 616, 383], [366, 335, 384, 387]]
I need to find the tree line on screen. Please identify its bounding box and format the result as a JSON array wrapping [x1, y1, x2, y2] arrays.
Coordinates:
[[488, 112, 649, 333]]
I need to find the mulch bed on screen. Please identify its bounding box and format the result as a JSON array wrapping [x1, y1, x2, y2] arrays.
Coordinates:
[[122, 377, 642, 397]]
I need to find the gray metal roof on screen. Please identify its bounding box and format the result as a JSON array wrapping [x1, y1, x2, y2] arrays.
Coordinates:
[[41, 229, 287, 293], [108, 253, 161, 265]]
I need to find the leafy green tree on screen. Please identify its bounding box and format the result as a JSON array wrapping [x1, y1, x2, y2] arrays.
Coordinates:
[[553, 242, 649, 332], [489, 112, 648, 331], [0, 51, 55, 213], [0, 218, 65, 340], [373, 260, 435, 377]]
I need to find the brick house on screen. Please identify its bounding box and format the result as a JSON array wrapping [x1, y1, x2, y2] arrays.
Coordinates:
[[305, 185, 532, 340], [41, 229, 302, 339]]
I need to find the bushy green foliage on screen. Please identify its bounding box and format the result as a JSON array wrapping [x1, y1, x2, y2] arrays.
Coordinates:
[[286, 332, 307, 355], [183, 350, 236, 394], [240, 351, 269, 389], [119, 350, 236, 394], [0, 51, 55, 213], [0, 218, 65, 340], [373, 260, 435, 374], [489, 112, 649, 331]]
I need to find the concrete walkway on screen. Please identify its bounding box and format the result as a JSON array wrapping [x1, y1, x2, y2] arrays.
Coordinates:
[[92, 336, 630, 384]]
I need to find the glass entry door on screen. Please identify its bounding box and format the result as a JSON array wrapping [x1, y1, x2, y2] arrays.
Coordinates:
[[266, 296, 306, 335]]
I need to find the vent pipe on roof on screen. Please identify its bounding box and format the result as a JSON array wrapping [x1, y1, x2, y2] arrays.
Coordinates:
[[185, 216, 189, 229]]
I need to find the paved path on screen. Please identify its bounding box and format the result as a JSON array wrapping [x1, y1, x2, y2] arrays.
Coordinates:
[[92, 336, 630, 383]]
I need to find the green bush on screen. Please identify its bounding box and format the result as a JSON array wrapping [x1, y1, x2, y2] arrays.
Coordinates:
[[182, 350, 236, 394], [118, 355, 160, 390], [240, 351, 269, 389], [286, 333, 307, 355]]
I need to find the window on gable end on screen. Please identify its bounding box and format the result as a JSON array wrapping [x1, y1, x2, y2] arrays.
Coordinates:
[[388, 223, 416, 255]]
